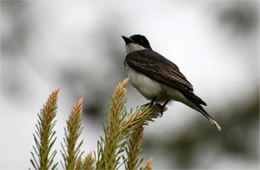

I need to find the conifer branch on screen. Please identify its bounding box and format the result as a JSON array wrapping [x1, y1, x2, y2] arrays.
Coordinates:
[[30, 79, 161, 170], [61, 97, 84, 170], [143, 158, 153, 170], [123, 105, 165, 133], [83, 152, 95, 170], [96, 78, 129, 170], [125, 126, 144, 170], [30, 88, 60, 170]]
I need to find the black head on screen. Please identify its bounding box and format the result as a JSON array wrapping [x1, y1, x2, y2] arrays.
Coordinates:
[[122, 34, 152, 50]]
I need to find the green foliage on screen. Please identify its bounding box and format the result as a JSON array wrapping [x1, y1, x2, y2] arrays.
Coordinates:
[[30, 78, 162, 170], [61, 98, 84, 169], [124, 126, 144, 170], [30, 88, 59, 170]]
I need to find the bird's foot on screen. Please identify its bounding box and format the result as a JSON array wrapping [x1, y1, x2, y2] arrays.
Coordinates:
[[156, 100, 170, 117], [141, 98, 168, 117], [155, 103, 165, 117]]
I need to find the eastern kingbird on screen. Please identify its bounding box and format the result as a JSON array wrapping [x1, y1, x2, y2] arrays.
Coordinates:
[[122, 34, 221, 131]]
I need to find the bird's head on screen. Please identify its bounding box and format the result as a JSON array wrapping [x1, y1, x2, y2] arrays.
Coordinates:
[[122, 34, 152, 54]]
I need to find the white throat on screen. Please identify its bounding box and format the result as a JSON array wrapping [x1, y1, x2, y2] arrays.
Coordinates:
[[125, 43, 147, 54]]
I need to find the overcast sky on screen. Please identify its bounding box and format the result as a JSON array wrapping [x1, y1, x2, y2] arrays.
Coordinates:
[[0, 1, 258, 169]]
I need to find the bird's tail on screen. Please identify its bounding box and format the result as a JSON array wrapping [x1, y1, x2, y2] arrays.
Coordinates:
[[195, 104, 222, 132]]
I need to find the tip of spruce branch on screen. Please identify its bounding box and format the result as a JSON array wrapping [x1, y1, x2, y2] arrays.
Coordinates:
[[147, 157, 153, 165], [83, 151, 95, 169], [122, 77, 129, 88], [143, 157, 153, 170], [78, 97, 84, 105], [71, 97, 84, 115], [53, 88, 60, 94], [32, 88, 59, 169], [47, 88, 60, 104], [87, 151, 93, 157]]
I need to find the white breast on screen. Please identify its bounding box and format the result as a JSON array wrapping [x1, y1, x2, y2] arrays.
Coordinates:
[[125, 63, 162, 100]]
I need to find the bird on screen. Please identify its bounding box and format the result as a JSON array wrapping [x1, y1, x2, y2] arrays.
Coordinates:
[[122, 34, 222, 131]]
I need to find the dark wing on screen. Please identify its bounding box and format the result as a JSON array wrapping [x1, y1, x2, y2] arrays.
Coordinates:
[[125, 50, 207, 105]]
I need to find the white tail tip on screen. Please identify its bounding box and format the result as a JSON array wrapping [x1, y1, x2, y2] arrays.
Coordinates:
[[209, 119, 222, 132]]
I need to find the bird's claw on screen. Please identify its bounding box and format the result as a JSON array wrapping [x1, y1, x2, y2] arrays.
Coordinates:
[[155, 103, 165, 117], [142, 99, 167, 117]]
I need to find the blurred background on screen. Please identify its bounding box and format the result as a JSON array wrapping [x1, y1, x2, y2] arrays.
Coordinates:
[[0, 0, 259, 169]]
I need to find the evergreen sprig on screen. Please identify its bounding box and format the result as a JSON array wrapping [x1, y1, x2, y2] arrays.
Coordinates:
[[124, 126, 144, 170], [123, 105, 164, 132], [30, 88, 60, 170], [96, 78, 163, 170], [30, 78, 164, 170], [61, 97, 84, 170], [143, 158, 153, 170], [96, 78, 129, 169], [83, 152, 95, 170]]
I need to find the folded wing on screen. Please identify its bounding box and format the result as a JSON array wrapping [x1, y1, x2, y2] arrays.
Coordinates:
[[125, 50, 207, 105]]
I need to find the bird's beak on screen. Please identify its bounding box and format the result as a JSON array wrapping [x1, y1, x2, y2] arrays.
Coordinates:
[[122, 35, 133, 44]]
